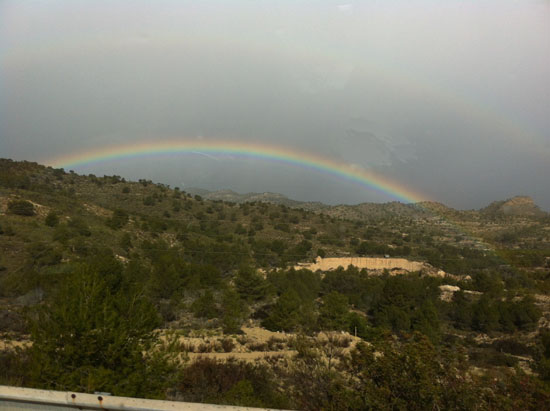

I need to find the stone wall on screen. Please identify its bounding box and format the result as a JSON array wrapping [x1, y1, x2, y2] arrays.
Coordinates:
[[295, 256, 425, 272]]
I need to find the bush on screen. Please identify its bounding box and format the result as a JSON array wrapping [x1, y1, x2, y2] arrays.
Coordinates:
[[192, 290, 218, 319], [0, 310, 26, 333], [222, 338, 235, 353], [2, 225, 15, 236], [197, 342, 213, 353], [247, 342, 268, 351], [67, 217, 91, 237], [266, 336, 286, 351], [143, 196, 155, 206], [106, 209, 129, 230], [491, 339, 532, 356], [0, 348, 32, 386], [7, 200, 35, 216], [45, 211, 59, 227], [469, 350, 519, 367], [174, 358, 288, 408]]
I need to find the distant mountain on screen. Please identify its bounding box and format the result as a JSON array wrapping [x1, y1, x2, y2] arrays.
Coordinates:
[[480, 196, 546, 218], [185, 188, 547, 221], [183, 188, 467, 221], [322, 202, 429, 221], [185, 187, 328, 210]]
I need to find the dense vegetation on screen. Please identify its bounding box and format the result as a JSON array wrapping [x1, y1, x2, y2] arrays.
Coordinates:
[[1, 159, 549, 409]]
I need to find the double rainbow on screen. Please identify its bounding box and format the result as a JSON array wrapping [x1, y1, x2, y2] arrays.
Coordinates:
[[45, 139, 429, 204]]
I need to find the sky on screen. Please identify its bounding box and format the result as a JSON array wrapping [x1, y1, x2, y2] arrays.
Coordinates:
[[1, 0, 549, 209]]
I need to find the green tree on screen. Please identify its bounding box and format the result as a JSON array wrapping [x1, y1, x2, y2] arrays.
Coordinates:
[[412, 300, 440, 342], [235, 266, 269, 302], [29, 263, 168, 396], [536, 329, 550, 381], [451, 290, 473, 329], [221, 288, 246, 334], [192, 290, 218, 319], [472, 295, 499, 333], [347, 312, 369, 339], [262, 290, 302, 332], [318, 292, 349, 331]]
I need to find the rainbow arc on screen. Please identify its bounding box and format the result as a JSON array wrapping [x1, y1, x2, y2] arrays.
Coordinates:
[[46, 139, 429, 204]]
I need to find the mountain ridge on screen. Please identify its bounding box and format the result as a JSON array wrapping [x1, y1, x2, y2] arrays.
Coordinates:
[[185, 186, 548, 219]]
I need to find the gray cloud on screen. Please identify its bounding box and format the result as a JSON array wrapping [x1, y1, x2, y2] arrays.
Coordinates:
[[1, 0, 549, 209]]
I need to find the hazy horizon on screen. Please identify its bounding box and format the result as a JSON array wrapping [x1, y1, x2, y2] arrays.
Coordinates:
[[2, 0, 549, 209]]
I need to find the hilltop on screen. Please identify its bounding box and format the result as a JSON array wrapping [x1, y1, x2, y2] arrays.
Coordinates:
[[481, 195, 547, 218]]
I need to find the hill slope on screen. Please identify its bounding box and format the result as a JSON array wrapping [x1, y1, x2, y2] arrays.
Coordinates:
[[1, 158, 550, 408]]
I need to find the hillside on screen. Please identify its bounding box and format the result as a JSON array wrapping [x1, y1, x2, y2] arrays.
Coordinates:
[[481, 196, 547, 218], [1, 158, 550, 409]]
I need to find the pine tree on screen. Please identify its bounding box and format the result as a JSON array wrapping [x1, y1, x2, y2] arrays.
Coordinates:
[[29, 263, 167, 396], [235, 266, 269, 302], [262, 290, 301, 332], [319, 292, 349, 331]]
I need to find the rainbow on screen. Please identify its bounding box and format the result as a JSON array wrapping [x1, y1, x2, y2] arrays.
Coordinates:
[[46, 139, 505, 266], [44, 139, 429, 204]]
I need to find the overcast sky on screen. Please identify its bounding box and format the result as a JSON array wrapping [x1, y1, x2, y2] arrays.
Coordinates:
[[1, 0, 549, 209]]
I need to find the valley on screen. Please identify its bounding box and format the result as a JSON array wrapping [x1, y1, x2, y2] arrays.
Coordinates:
[[1, 158, 550, 409]]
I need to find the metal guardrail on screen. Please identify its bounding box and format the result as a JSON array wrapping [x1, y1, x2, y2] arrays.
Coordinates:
[[0, 386, 269, 410]]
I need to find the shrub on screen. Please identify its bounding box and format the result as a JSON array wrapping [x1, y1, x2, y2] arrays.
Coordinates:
[[222, 338, 235, 353], [197, 342, 213, 353], [174, 358, 288, 408], [274, 223, 290, 232], [53, 225, 74, 244], [45, 211, 59, 227], [266, 336, 286, 351], [143, 196, 155, 206], [7, 200, 35, 216], [236, 335, 248, 346], [106, 209, 129, 230], [491, 339, 532, 356], [68, 217, 91, 237], [469, 350, 519, 367], [119, 232, 132, 251], [181, 342, 196, 353], [247, 342, 268, 352], [0, 348, 32, 386]]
